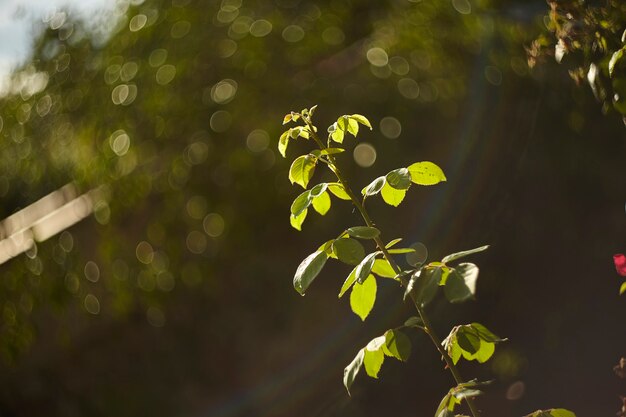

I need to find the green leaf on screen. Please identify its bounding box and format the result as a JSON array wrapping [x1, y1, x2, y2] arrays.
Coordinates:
[[346, 118, 359, 137], [444, 323, 503, 365], [371, 258, 396, 278], [405, 267, 441, 305], [293, 250, 328, 295], [331, 128, 345, 143], [327, 182, 351, 200], [609, 48, 625, 77], [403, 316, 423, 328], [320, 147, 345, 155], [290, 209, 307, 231], [338, 266, 358, 298], [470, 322, 505, 343], [382, 329, 411, 361], [347, 226, 380, 239], [288, 155, 317, 189], [441, 245, 489, 263], [290, 190, 312, 216], [282, 113, 293, 125], [350, 274, 377, 321], [332, 238, 366, 265], [309, 182, 328, 198], [318, 239, 335, 256], [620, 281, 626, 295], [406, 242, 428, 266], [407, 161, 447, 185], [311, 191, 331, 215], [278, 131, 289, 157], [386, 168, 412, 190], [309, 104, 317, 116], [337, 115, 349, 131], [362, 176, 386, 197], [381, 182, 406, 206], [387, 248, 415, 254], [457, 330, 481, 356], [343, 348, 364, 395], [444, 263, 478, 303], [363, 346, 384, 378], [385, 238, 402, 248], [350, 114, 373, 130], [356, 252, 379, 284]]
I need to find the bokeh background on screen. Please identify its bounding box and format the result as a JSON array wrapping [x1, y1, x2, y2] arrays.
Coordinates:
[[0, 0, 624, 416]]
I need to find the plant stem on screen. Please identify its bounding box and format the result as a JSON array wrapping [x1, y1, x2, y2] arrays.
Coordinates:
[[305, 117, 481, 417]]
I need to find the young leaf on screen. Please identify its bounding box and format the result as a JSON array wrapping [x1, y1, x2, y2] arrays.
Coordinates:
[[350, 274, 377, 321], [346, 118, 359, 137], [282, 113, 293, 125], [382, 329, 411, 361], [609, 48, 625, 77], [347, 226, 380, 239], [385, 238, 402, 248], [441, 245, 489, 264], [338, 266, 358, 298], [308, 104, 317, 116], [321, 147, 345, 155], [362, 176, 386, 197], [380, 182, 406, 206], [327, 182, 351, 200], [407, 161, 447, 185], [444, 263, 479, 303], [337, 115, 349, 131], [620, 281, 626, 295], [278, 131, 289, 157], [371, 258, 396, 278], [350, 114, 373, 130], [356, 252, 379, 283], [386, 168, 412, 190], [332, 238, 366, 265], [387, 248, 415, 254], [293, 250, 329, 295], [290, 190, 312, 216], [363, 347, 384, 378], [290, 209, 307, 231], [309, 182, 328, 198], [311, 191, 331, 215], [288, 155, 317, 189], [343, 348, 365, 395], [331, 128, 345, 143]]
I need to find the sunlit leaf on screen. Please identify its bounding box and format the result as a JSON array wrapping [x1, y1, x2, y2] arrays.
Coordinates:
[[288, 155, 317, 189], [371, 258, 396, 278], [343, 348, 364, 395], [442, 245, 489, 264], [321, 147, 345, 155], [290, 209, 307, 231], [350, 114, 373, 129], [328, 182, 351, 200], [350, 274, 377, 320], [339, 266, 358, 298], [356, 252, 379, 283], [407, 161, 447, 185], [382, 329, 411, 361], [381, 182, 406, 206], [346, 118, 359, 137], [290, 190, 312, 216], [362, 176, 386, 197], [312, 190, 331, 215], [363, 346, 384, 378], [293, 250, 328, 295], [405, 267, 441, 305], [278, 131, 290, 157]]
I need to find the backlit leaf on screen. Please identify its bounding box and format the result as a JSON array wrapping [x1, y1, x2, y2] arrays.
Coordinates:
[[339, 266, 358, 298], [290, 209, 307, 231], [288, 155, 317, 189], [363, 347, 384, 378], [372, 258, 396, 278], [350, 114, 373, 129], [381, 182, 406, 206], [407, 161, 447, 185], [356, 252, 379, 283], [328, 182, 351, 200], [312, 191, 331, 215], [350, 274, 377, 321], [382, 329, 411, 361], [290, 190, 312, 216], [278, 131, 289, 157]]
